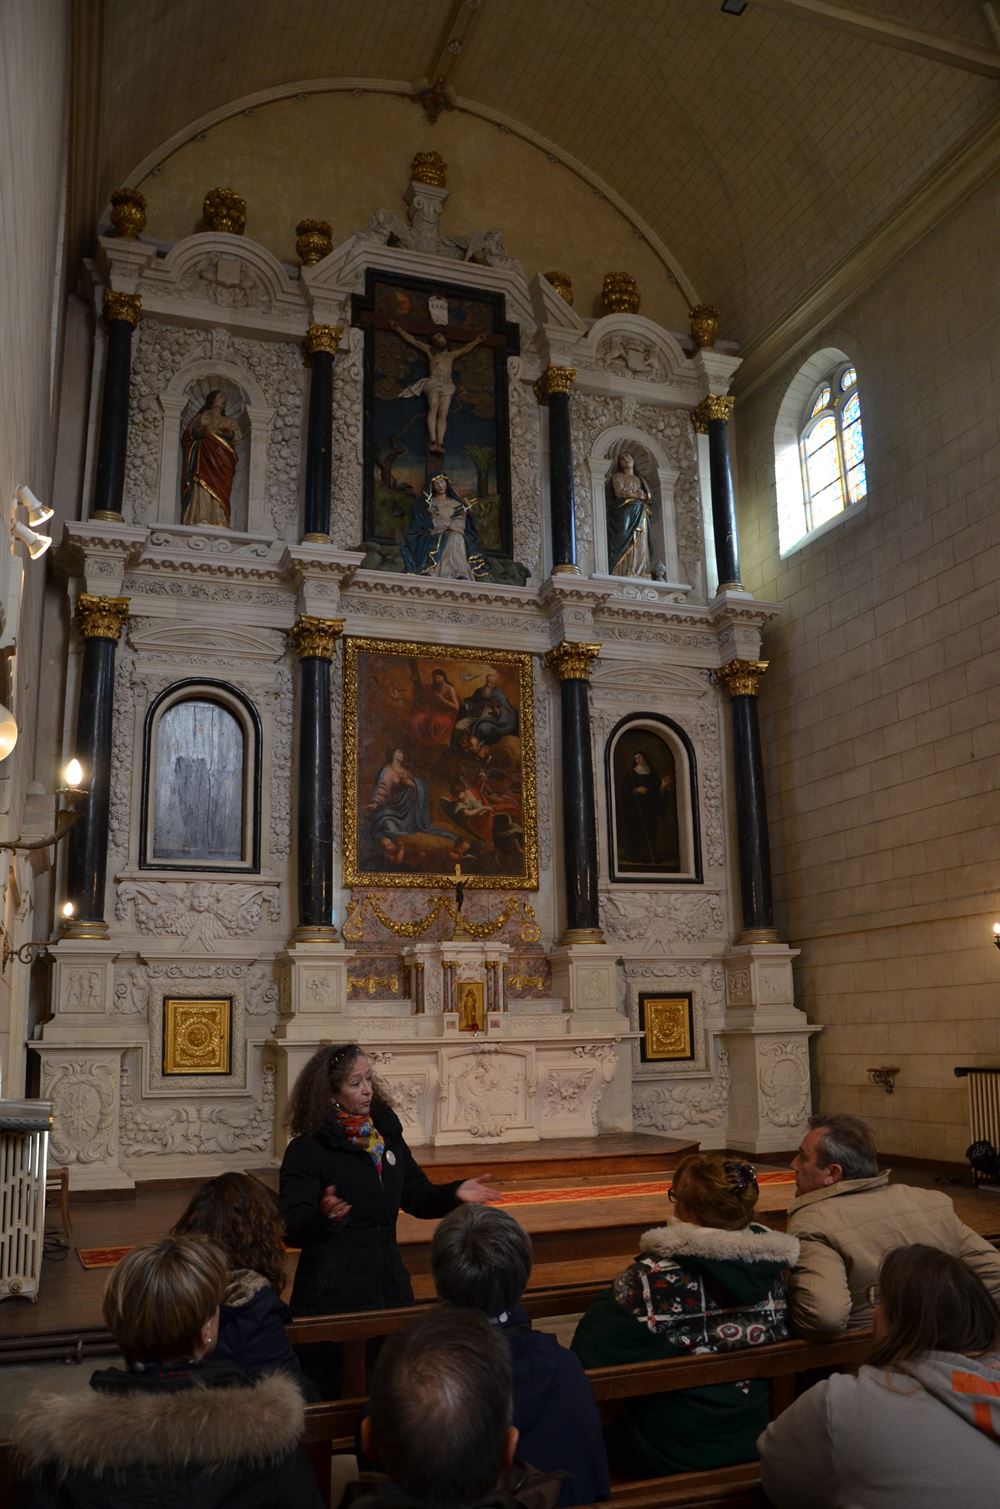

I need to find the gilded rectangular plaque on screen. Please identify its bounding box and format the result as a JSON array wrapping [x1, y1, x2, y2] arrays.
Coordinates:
[[343, 636, 537, 890], [163, 997, 233, 1076], [639, 994, 694, 1063]]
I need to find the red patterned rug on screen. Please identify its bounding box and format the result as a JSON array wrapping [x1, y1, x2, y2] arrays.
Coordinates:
[[77, 1172, 795, 1267]]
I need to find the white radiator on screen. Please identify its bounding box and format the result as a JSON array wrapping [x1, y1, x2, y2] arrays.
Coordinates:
[[0, 1099, 52, 1302]]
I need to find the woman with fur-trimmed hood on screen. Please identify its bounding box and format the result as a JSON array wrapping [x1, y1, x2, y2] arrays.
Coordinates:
[[13, 1237, 323, 1509], [572, 1153, 799, 1478]]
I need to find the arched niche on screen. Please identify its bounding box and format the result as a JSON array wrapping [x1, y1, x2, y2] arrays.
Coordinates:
[[605, 713, 702, 884], [157, 358, 274, 535], [140, 679, 262, 872], [588, 426, 683, 587]]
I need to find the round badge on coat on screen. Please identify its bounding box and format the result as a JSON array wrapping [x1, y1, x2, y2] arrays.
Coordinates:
[[385, 1149, 396, 1166]]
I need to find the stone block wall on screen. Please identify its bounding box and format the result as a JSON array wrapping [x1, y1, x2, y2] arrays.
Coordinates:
[[734, 179, 1000, 1161]]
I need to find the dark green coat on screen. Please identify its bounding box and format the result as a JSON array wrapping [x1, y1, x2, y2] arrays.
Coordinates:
[[572, 1219, 799, 1477]]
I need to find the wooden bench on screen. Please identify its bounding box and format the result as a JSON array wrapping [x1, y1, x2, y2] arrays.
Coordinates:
[[0, 1329, 873, 1508]]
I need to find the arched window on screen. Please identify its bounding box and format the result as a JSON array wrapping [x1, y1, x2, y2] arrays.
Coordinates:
[[775, 351, 868, 555], [141, 681, 261, 871], [799, 365, 866, 532]]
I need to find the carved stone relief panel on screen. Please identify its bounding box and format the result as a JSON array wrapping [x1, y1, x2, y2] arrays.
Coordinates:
[[632, 1045, 731, 1133], [440, 1046, 534, 1139], [758, 1038, 810, 1128], [330, 326, 365, 550], [600, 890, 725, 947], [119, 1059, 276, 1159], [508, 360, 543, 580], [115, 881, 281, 948], [41, 1056, 120, 1166]]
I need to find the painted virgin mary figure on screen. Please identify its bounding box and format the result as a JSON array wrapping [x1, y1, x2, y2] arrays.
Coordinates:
[[400, 473, 490, 582], [607, 451, 652, 578], [180, 389, 241, 527]]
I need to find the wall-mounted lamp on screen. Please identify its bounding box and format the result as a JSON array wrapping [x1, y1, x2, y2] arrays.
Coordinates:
[[0, 701, 17, 761], [992, 922, 1000, 951], [720, 0, 749, 13], [0, 760, 88, 854], [868, 1067, 900, 1095], [15, 486, 54, 529], [11, 486, 53, 560]]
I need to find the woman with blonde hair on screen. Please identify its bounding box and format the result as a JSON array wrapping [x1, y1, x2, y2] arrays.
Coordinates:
[[13, 1236, 322, 1508], [759, 1243, 1000, 1508], [572, 1152, 799, 1477]]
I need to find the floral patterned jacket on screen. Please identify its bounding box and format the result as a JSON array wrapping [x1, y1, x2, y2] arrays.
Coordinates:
[[572, 1219, 800, 1476]]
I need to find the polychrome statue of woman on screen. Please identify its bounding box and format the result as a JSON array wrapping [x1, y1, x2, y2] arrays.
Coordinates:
[[180, 389, 241, 527], [400, 473, 490, 582], [607, 451, 652, 578]]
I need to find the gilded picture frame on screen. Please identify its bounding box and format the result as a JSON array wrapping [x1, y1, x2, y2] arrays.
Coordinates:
[[163, 997, 233, 1076], [638, 993, 695, 1063], [343, 637, 538, 889], [457, 980, 485, 1033]]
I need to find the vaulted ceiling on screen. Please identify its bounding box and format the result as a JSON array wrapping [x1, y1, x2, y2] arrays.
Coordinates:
[[81, 0, 999, 347]]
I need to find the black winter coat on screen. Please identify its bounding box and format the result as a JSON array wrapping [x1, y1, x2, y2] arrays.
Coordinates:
[[215, 1267, 318, 1399], [12, 1357, 323, 1509], [280, 1102, 460, 1315]]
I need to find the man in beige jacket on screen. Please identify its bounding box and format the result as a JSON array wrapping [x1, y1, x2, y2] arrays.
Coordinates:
[[786, 1112, 1000, 1339]]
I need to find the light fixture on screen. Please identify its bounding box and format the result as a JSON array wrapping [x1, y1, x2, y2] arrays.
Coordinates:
[[12, 521, 52, 560], [0, 701, 17, 761], [868, 1067, 900, 1095], [60, 901, 75, 920], [993, 922, 1000, 951], [721, 0, 748, 12], [0, 758, 89, 854], [15, 485, 54, 528]]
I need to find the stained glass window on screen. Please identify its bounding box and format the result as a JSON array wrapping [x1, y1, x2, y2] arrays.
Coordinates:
[[797, 364, 866, 537]]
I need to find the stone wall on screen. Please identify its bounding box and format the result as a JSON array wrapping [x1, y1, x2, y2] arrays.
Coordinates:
[[735, 179, 1000, 1161], [0, 0, 70, 1094]]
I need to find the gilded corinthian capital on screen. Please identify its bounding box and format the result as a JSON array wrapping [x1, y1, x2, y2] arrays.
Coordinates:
[[534, 365, 577, 405], [102, 289, 141, 327], [304, 324, 343, 361], [545, 641, 601, 681], [76, 594, 130, 641], [716, 658, 769, 698], [290, 616, 344, 660], [691, 395, 735, 432]]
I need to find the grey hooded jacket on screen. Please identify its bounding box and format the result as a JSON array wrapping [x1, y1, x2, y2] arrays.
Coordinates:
[[758, 1350, 1000, 1509]]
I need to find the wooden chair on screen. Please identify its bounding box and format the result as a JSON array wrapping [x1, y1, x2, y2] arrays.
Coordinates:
[[45, 1165, 72, 1244]]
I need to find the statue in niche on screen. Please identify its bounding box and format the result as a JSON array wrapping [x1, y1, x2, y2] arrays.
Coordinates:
[[389, 320, 486, 454], [400, 473, 490, 582], [607, 451, 652, 578], [180, 388, 242, 527]]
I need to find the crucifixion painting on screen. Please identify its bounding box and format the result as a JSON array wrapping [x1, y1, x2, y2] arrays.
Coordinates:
[[353, 270, 519, 569]]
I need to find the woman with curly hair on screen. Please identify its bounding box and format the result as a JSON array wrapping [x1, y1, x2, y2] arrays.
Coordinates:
[[279, 1044, 496, 1318], [174, 1172, 314, 1398]]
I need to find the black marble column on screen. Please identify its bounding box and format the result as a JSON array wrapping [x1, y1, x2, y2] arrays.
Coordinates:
[[302, 324, 341, 542], [546, 642, 603, 942], [91, 291, 141, 523], [65, 595, 130, 937], [693, 396, 741, 591], [290, 616, 342, 940], [539, 367, 579, 574], [717, 659, 776, 941]]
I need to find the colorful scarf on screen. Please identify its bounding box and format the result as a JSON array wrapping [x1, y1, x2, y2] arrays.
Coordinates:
[[336, 1108, 385, 1175]]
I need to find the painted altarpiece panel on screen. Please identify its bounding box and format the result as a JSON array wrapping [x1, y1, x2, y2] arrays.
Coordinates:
[[343, 638, 538, 890], [352, 271, 519, 569]]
